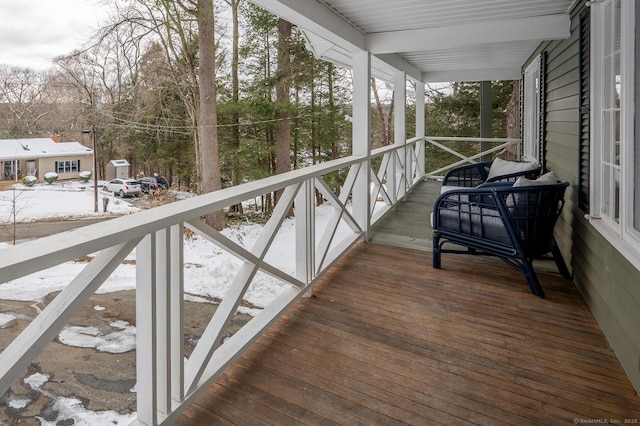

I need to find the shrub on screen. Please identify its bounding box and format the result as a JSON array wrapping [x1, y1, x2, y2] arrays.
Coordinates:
[[79, 171, 92, 182], [44, 172, 58, 184], [23, 175, 37, 187]]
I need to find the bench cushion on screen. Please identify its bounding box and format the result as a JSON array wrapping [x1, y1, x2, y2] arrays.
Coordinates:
[[487, 158, 539, 180]]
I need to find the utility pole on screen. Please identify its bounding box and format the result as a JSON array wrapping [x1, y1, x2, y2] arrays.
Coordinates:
[[92, 120, 98, 213], [81, 93, 99, 213]]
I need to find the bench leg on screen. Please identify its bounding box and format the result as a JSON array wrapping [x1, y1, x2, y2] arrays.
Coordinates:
[[432, 236, 441, 269], [523, 259, 545, 298], [551, 244, 571, 279]]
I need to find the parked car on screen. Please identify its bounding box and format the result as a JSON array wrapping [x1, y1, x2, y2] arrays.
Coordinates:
[[155, 175, 169, 189], [137, 177, 160, 194], [103, 178, 141, 197]]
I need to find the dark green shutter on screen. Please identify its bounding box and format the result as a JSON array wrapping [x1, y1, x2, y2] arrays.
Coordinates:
[[519, 76, 525, 157], [539, 51, 547, 171], [578, 7, 591, 213]]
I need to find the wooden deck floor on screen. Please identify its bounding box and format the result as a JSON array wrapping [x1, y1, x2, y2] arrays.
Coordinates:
[[178, 242, 640, 425]]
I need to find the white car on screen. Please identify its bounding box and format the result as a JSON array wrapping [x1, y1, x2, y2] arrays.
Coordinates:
[[103, 178, 141, 197]]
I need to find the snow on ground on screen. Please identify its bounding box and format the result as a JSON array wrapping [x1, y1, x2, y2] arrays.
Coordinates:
[[0, 313, 17, 328], [58, 321, 137, 354], [0, 181, 347, 309], [0, 181, 139, 223], [23, 372, 136, 426], [0, 181, 353, 424]]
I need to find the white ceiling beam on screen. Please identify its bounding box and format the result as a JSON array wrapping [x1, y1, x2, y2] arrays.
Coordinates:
[[249, 0, 365, 52], [250, 0, 422, 81], [366, 14, 571, 54], [422, 67, 523, 83], [372, 54, 422, 82]]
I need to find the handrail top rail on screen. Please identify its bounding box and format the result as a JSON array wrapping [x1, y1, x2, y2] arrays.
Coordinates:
[[425, 136, 520, 143], [0, 154, 365, 281], [0, 138, 423, 283]]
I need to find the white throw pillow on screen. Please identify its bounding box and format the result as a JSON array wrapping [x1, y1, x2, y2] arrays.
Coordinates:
[[513, 171, 557, 187], [486, 158, 539, 180]]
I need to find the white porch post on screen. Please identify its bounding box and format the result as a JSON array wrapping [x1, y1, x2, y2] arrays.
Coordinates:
[[295, 178, 315, 296], [352, 51, 371, 239], [394, 71, 407, 198], [416, 81, 426, 177], [136, 226, 184, 425]]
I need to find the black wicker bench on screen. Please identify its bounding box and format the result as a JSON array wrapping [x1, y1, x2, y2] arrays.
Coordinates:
[[432, 180, 570, 297]]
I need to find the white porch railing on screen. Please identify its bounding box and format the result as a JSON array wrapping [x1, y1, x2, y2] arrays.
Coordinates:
[[0, 137, 424, 425], [424, 136, 521, 180]]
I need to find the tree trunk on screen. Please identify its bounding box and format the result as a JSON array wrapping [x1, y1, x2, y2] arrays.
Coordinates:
[[371, 78, 393, 146], [197, 0, 225, 229], [504, 80, 520, 160], [274, 18, 292, 205], [229, 0, 242, 213]]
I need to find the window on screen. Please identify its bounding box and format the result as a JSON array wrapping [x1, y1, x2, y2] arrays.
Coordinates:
[[523, 53, 546, 167], [55, 160, 80, 174], [590, 0, 640, 262]]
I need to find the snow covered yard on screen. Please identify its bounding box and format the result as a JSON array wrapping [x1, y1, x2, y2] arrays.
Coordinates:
[[0, 181, 140, 223], [0, 181, 342, 425]]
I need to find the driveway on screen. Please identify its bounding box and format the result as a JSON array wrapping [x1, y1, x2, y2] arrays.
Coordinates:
[[0, 218, 110, 243]]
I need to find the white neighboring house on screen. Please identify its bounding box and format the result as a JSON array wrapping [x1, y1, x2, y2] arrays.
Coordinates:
[[0, 137, 94, 183]]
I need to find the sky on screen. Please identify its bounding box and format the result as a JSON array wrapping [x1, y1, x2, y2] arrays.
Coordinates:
[[0, 0, 108, 71], [0, 180, 352, 424]]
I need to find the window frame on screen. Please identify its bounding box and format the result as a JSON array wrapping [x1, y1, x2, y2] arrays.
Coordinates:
[[523, 53, 546, 166], [523, 56, 541, 163], [589, 0, 640, 268], [55, 159, 80, 174]]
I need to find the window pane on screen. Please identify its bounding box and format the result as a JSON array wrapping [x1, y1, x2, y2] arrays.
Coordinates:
[[604, 57, 612, 108], [615, 110, 621, 165], [614, 167, 620, 223], [614, 0, 621, 52], [604, 3, 612, 54], [602, 165, 611, 217], [602, 112, 611, 163]]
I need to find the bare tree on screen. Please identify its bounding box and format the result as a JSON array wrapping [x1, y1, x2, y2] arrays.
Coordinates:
[[0, 187, 29, 246], [0, 65, 50, 138]]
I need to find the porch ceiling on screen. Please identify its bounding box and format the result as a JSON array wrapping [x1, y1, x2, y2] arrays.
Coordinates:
[[249, 0, 574, 83]]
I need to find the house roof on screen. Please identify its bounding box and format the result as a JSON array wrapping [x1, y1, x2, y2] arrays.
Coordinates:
[[0, 138, 93, 160], [250, 0, 575, 83]]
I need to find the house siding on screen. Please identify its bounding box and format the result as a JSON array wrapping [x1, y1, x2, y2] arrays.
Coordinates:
[[539, 3, 640, 393], [38, 157, 91, 181]]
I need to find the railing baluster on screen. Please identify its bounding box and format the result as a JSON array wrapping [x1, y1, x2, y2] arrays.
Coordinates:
[[136, 233, 158, 426], [155, 228, 171, 417], [170, 224, 184, 406]]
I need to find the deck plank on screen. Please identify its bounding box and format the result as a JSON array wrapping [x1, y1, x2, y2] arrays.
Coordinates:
[[178, 243, 640, 425]]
